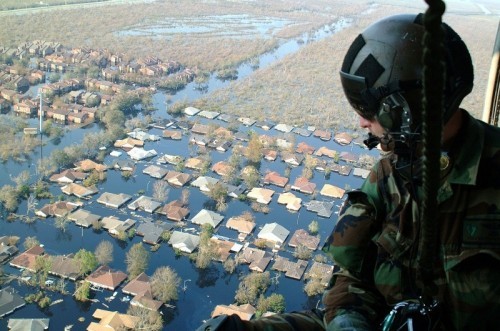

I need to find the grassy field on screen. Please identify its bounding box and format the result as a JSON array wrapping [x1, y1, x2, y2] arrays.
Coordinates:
[[0, 0, 108, 11], [0, 0, 497, 131]]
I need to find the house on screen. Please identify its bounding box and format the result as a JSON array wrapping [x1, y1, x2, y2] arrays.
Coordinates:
[[68, 209, 101, 228], [0, 243, 19, 264], [97, 192, 132, 208], [156, 200, 190, 222], [304, 200, 334, 218], [87, 309, 139, 330], [255, 120, 275, 131], [128, 196, 162, 213], [143, 166, 167, 180], [49, 169, 87, 184], [305, 261, 334, 286], [334, 132, 353, 145], [353, 167, 371, 179], [189, 133, 210, 146], [122, 272, 163, 311], [190, 176, 219, 192], [61, 183, 98, 199], [226, 216, 256, 236], [257, 223, 289, 247], [313, 129, 332, 141], [101, 216, 136, 236], [162, 129, 183, 140], [210, 237, 235, 262], [86, 266, 127, 291], [184, 157, 206, 171], [184, 106, 201, 116], [208, 139, 232, 152], [136, 221, 173, 245], [238, 247, 272, 273], [127, 147, 157, 161], [198, 110, 220, 119], [191, 123, 210, 135], [277, 192, 302, 211], [340, 151, 359, 163], [293, 127, 311, 137], [288, 229, 320, 250], [281, 153, 305, 167], [272, 256, 308, 280], [211, 161, 232, 176], [291, 177, 316, 195], [168, 231, 200, 253], [0, 287, 25, 318], [263, 148, 278, 161], [10, 245, 45, 272], [237, 117, 256, 127], [74, 159, 107, 172], [222, 183, 247, 198], [296, 141, 315, 154], [211, 303, 256, 321], [164, 170, 191, 187], [263, 171, 288, 187], [274, 123, 294, 133], [158, 154, 184, 165], [7, 318, 50, 331], [110, 159, 135, 172], [114, 137, 144, 150], [320, 184, 346, 199], [50, 254, 81, 281], [314, 146, 337, 159], [191, 209, 224, 228], [127, 129, 160, 142], [217, 114, 234, 123], [35, 201, 79, 218], [246, 187, 274, 204]]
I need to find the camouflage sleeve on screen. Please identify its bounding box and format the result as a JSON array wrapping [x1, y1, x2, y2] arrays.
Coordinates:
[[322, 169, 387, 326]]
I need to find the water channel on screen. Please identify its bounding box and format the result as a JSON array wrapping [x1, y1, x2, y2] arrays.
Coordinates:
[[0, 16, 380, 331]]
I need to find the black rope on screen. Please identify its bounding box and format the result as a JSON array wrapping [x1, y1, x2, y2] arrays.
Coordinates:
[[418, 0, 446, 299]]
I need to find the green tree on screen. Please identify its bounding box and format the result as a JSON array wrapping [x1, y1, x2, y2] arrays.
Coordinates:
[[256, 293, 286, 315], [196, 224, 217, 269], [206, 182, 228, 212], [245, 132, 263, 164], [150, 266, 181, 303], [126, 243, 150, 279], [74, 249, 98, 276], [94, 240, 113, 266], [234, 271, 271, 305], [308, 220, 319, 235], [34, 255, 52, 287], [74, 281, 91, 301]]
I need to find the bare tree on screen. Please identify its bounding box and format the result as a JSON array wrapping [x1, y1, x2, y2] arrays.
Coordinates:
[[94, 240, 114, 266], [127, 305, 163, 331], [150, 266, 181, 303], [126, 243, 150, 279], [152, 180, 170, 202], [23, 236, 40, 251]]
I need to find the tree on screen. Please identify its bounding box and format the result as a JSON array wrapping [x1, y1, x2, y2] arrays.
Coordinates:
[[94, 240, 113, 266], [23, 236, 40, 250], [180, 188, 190, 205], [223, 257, 237, 274], [205, 182, 228, 212], [245, 132, 263, 164], [74, 281, 91, 301], [256, 293, 286, 315], [234, 271, 271, 305], [126, 243, 150, 279], [74, 249, 98, 276], [152, 180, 170, 202], [0, 185, 19, 212], [196, 224, 217, 269], [294, 244, 313, 260], [150, 266, 181, 303], [34, 255, 52, 287], [241, 165, 260, 189], [55, 216, 70, 232], [308, 219, 319, 235], [127, 305, 163, 331], [304, 278, 325, 297]]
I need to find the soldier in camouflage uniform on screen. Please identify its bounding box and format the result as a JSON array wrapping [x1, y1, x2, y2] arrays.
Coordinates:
[[197, 13, 500, 331]]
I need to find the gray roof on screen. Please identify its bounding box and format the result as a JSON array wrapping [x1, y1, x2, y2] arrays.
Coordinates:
[[8, 318, 50, 331], [137, 221, 173, 244], [168, 231, 200, 253], [191, 209, 224, 228], [258, 222, 289, 244], [0, 286, 25, 318]]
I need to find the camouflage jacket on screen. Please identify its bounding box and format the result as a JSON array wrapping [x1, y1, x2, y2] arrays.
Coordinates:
[[323, 110, 500, 330]]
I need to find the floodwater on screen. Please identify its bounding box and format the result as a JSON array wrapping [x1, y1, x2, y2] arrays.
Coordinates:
[[0, 16, 377, 331]]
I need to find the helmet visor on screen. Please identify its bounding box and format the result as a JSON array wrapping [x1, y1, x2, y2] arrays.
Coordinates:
[[340, 71, 378, 120]]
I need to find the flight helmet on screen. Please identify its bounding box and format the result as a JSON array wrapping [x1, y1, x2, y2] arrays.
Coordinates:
[[339, 13, 473, 135]]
